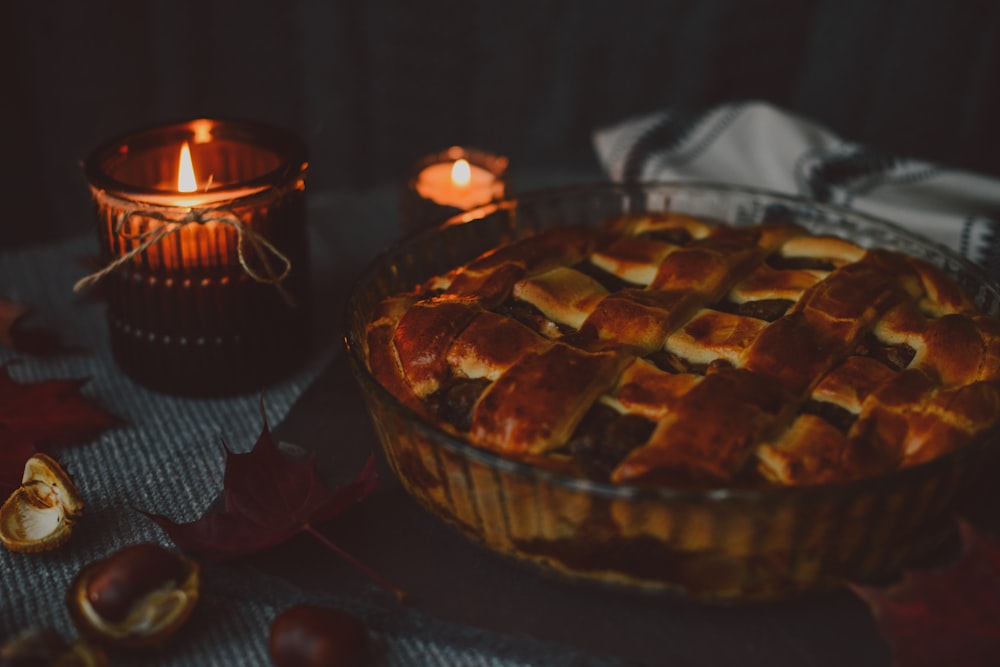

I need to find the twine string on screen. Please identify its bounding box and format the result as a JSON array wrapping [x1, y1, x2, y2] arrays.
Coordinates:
[[73, 201, 296, 307]]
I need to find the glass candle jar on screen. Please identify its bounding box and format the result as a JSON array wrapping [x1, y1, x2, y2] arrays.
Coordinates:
[[401, 146, 509, 234], [81, 118, 311, 396]]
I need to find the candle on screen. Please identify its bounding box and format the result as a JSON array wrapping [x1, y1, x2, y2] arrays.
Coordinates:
[[402, 146, 509, 233], [414, 158, 504, 210], [80, 118, 311, 396]]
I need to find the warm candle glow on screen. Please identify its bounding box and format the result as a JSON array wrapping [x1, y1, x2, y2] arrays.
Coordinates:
[[451, 159, 472, 187], [414, 156, 504, 211], [177, 142, 198, 193], [83, 117, 310, 395], [145, 141, 265, 207]]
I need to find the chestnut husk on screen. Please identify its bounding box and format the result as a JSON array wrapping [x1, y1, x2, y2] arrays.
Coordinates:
[[66, 543, 200, 650], [0, 454, 84, 553]]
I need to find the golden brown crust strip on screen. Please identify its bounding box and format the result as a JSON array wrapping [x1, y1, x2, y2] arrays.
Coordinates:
[[392, 298, 480, 396], [470, 344, 628, 455], [612, 366, 790, 485]]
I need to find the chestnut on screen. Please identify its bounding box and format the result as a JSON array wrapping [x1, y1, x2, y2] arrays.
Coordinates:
[[269, 605, 370, 667], [66, 543, 199, 650], [0, 627, 106, 667]]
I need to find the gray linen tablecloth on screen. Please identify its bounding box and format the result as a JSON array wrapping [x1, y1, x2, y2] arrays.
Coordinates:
[[0, 173, 636, 666]]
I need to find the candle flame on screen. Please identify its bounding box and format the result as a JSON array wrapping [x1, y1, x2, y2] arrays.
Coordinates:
[[177, 142, 198, 193], [451, 159, 472, 187]]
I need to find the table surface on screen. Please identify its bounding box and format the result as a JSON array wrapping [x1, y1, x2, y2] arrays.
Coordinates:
[[0, 167, 917, 666]]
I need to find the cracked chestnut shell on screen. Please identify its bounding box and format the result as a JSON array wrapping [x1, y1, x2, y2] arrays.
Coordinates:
[[269, 605, 370, 667], [67, 543, 199, 650], [0, 626, 107, 667], [0, 453, 84, 553]]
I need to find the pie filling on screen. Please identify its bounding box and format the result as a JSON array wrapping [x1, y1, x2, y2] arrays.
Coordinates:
[[366, 213, 1000, 487]]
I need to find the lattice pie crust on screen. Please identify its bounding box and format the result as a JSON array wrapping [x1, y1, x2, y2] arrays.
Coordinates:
[[365, 213, 1000, 487]]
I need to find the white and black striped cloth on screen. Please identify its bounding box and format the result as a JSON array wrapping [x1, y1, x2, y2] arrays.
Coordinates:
[[594, 101, 1000, 279]]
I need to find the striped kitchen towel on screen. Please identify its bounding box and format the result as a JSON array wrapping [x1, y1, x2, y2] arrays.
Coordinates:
[[593, 101, 1000, 278]]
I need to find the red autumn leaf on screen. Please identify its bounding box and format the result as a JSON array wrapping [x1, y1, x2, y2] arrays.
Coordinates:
[[140, 400, 402, 598], [850, 520, 1000, 667], [0, 364, 121, 495], [0, 296, 88, 357]]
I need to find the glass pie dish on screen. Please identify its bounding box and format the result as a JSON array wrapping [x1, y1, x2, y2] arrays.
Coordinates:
[[344, 182, 1000, 602]]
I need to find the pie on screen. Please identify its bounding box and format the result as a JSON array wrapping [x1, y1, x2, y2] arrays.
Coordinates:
[[364, 212, 1000, 488]]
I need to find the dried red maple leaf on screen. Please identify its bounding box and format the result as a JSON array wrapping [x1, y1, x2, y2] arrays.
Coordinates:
[[141, 401, 403, 599], [850, 520, 1000, 667], [0, 296, 88, 357], [0, 364, 121, 495]]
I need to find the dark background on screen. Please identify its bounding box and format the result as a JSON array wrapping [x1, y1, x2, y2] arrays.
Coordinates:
[[3, 0, 1000, 247]]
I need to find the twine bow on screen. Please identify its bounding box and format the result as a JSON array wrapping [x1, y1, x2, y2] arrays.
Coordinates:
[[74, 199, 296, 307]]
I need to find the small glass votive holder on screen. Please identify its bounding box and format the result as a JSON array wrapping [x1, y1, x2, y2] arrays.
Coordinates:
[[401, 146, 509, 234], [79, 118, 311, 397]]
